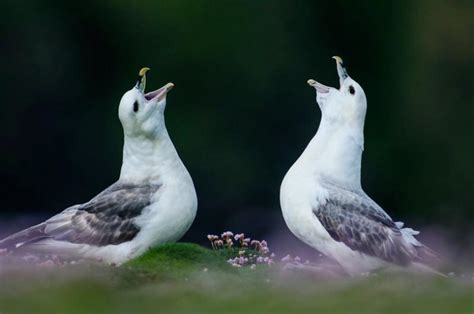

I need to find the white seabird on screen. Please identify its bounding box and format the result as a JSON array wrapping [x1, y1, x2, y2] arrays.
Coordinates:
[[280, 57, 438, 275], [0, 68, 198, 265]]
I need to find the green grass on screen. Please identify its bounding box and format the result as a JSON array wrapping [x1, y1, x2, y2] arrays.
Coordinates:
[[125, 242, 245, 275], [124, 242, 232, 280], [122, 243, 273, 283], [0, 243, 472, 314]]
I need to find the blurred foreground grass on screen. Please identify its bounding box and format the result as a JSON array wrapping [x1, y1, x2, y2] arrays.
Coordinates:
[[0, 243, 472, 314]]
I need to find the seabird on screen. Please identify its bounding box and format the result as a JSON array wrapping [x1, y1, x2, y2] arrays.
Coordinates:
[[0, 68, 198, 265], [280, 57, 438, 275]]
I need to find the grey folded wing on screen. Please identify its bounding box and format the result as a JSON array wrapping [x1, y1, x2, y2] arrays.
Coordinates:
[[313, 186, 418, 265], [0, 182, 161, 250]]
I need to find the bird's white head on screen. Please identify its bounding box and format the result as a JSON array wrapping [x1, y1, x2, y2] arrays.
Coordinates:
[[118, 67, 174, 139], [308, 57, 366, 127]]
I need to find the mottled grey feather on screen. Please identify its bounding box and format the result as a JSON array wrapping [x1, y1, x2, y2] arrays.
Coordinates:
[[0, 182, 161, 250], [313, 185, 419, 265]]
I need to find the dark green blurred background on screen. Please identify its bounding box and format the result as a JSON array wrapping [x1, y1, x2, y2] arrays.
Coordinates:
[[1, 1, 472, 254]]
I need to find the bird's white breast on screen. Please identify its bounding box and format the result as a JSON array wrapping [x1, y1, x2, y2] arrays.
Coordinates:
[[135, 168, 197, 252], [280, 161, 335, 255]]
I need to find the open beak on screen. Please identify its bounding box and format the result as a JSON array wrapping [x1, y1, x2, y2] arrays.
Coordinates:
[[307, 56, 349, 93], [135, 67, 174, 102]]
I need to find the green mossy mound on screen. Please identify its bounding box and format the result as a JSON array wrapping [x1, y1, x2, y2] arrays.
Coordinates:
[[124, 243, 230, 279], [123, 242, 270, 284]]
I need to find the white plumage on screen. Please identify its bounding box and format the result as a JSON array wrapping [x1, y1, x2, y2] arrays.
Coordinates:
[[0, 68, 197, 265], [280, 57, 437, 275]]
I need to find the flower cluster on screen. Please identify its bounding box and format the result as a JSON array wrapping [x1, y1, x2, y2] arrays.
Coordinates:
[[207, 231, 275, 269]]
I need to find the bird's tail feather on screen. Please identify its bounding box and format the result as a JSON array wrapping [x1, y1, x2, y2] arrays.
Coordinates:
[[0, 223, 48, 252], [415, 244, 442, 266], [396, 221, 444, 271]]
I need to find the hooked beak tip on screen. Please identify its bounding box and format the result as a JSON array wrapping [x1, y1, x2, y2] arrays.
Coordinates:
[[307, 79, 316, 86], [136, 67, 150, 92], [139, 67, 150, 77], [165, 82, 174, 91], [332, 56, 343, 65], [144, 82, 174, 102]]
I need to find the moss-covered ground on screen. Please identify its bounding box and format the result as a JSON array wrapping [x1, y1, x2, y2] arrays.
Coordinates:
[[0, 243, 472, 313]]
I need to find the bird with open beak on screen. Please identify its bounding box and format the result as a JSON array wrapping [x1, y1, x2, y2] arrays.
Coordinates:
[[280, 57, 439, 275], [0, 68, 198, 265]]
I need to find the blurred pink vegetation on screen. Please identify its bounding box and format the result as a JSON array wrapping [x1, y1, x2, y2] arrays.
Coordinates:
[[207, 231, 304, 269]]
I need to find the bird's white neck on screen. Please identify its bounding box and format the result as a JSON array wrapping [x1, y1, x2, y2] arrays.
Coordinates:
[[299, 117, 364, 190], [119, 128, 183, 183]]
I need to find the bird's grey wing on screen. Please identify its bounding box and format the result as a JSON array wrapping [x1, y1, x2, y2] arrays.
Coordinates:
[[0, 182, 161, 251], [313, 187, 418, 265]]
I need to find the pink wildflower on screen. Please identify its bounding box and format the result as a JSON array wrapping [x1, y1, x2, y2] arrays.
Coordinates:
[[234, 233, 245, 241], [221, 231, 234, 238], [251, 240, 260, 246], [207, 234, 218, 241]]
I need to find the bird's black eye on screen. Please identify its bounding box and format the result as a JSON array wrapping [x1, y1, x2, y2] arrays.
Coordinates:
[[349, 85, 355, 95], [133, 101, 139, 112]]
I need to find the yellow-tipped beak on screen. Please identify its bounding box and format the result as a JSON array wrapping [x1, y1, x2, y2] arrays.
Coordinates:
[[143, 82, 175, 102], [139, 67, 150, 77], [136, 67, 150, 92]]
